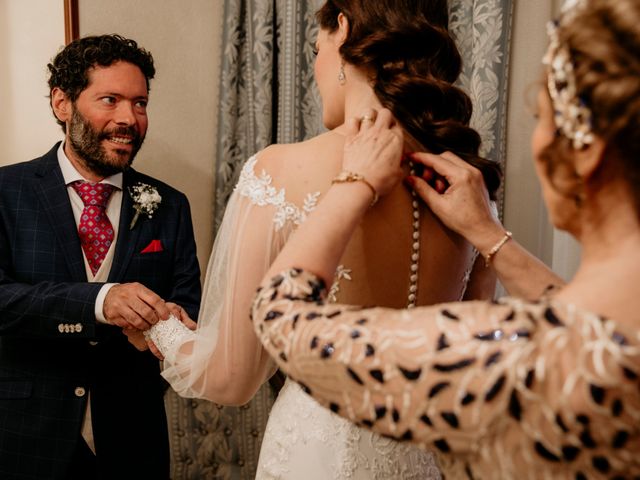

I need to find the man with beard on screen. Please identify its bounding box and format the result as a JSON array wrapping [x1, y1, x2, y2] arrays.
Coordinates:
[[0, 35, 201, 479]]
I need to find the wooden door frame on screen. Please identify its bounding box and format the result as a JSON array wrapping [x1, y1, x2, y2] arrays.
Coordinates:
[[64, 0, 79, 44]]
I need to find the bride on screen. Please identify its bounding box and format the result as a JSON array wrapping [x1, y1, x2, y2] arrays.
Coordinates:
[[149, 0, 501, 478]]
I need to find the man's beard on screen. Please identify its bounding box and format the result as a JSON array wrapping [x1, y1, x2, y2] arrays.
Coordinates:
[[68, 107, 144, 178]]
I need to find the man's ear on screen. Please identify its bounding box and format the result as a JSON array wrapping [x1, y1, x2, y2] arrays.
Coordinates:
[[337, 13, 350, 46], [51, 87, 71, 123]]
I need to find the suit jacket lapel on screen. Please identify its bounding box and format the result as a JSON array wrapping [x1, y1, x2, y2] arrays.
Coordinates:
[[108, 170, 142, 282], [33, 144, 88, 282]]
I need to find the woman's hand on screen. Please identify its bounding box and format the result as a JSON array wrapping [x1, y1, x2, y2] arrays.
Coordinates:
[[406, 151, 504, 251], [343, 108, 405, 198], [122, 328, 149, 351]]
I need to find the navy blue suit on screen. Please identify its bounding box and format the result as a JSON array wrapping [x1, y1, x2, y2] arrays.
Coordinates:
[[0, 143, 201, 479]]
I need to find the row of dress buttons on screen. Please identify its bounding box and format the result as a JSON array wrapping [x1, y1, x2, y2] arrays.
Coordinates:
[[58, 323, 83, 333]]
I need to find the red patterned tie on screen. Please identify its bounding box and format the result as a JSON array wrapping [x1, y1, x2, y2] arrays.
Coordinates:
[[71, 181, 116, 276]]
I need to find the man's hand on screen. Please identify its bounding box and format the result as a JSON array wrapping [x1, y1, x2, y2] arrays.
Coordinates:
[[103, 283, 170, 330]]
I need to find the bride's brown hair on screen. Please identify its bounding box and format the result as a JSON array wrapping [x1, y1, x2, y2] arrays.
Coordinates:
[[317, 0, 501, 198]]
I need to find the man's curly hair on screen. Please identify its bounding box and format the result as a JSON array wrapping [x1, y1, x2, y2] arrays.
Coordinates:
[[47, 34, 155, 131]]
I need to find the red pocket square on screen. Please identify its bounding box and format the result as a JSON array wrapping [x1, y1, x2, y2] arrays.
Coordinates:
[[141, 240, 163, 253]]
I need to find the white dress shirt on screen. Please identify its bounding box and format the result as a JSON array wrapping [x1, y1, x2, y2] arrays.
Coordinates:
[[57, 143, 124, 453]]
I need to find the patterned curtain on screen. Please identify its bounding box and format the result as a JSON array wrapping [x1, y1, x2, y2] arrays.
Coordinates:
[[167, 0, 513, 479], [168, 3, 323, 479], [213, 0, 324, 229], [450, 0, 515, 211]]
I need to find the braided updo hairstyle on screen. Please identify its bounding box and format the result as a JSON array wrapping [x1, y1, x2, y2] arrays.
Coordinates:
[[316, 0, 501, 199], [541, 0, 640, 210]]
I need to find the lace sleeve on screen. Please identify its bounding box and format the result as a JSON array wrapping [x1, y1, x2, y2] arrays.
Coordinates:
[[157, 156, 290, 404], [144, 314, 195, 358], [251, 268, 640, 476]]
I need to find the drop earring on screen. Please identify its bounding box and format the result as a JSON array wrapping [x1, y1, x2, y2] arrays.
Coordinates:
[[338, 61, 346, 85]]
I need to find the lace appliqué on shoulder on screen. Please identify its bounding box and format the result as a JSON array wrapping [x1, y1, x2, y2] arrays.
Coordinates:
[[235, 156, 321, 232], [235, 155, 352, 299]]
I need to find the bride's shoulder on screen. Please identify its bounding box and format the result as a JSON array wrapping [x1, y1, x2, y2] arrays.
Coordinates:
[[252, 131, 344, 179]]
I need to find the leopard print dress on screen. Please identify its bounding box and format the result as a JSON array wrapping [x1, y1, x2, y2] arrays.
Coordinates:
[[252, 268, 640, 479]]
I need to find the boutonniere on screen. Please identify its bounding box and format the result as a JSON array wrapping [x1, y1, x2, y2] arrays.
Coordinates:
[[129, 182, 162, 230]]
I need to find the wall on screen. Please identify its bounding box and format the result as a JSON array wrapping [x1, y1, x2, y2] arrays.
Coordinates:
[[1, 0, 223, 276], [78, 0, 224, 274], [0, 0, 65, 163], [503, 0, 581, 281]]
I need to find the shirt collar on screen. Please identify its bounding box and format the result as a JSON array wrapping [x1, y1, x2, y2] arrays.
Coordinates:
[[57, 142, 123, 190]]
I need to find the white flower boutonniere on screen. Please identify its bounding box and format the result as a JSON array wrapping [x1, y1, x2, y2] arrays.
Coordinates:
[[129, 182, 162, 230]]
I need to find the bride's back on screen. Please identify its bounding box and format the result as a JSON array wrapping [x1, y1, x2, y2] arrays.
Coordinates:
[[257, 129, 478, 309], [281, 0, 503, 309]]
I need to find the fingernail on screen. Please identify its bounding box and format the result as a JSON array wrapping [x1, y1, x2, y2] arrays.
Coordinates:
[[404, 176, 416, 187]]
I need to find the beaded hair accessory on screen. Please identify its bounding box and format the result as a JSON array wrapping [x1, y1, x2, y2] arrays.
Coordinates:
[[542, 0, 595, 149]]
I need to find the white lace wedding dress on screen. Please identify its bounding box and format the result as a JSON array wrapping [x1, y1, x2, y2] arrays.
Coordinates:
[[154, 154, 483, 479]]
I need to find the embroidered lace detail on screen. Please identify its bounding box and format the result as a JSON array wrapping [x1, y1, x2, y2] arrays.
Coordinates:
[[235, 156, 285, 208], [239, 154, 442, 478], [460, 248, 480, 299], [328, 266, 352, 303], [256, 380, 441, 480], [145, 314, 195, 358], [236, 156, 321, 231]]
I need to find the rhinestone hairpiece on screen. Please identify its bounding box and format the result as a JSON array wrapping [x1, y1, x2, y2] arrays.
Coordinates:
[[542, 0, 595, 150], [561, 0, 584, 14]]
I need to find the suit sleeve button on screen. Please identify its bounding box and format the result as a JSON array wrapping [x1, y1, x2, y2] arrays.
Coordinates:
[[58, 324, 65, 333], [75, 323, 83, 333]]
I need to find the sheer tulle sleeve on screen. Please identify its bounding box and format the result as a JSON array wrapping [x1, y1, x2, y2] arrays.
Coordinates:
[[251, 269, 640, 476], [158, 156, 289, 404]]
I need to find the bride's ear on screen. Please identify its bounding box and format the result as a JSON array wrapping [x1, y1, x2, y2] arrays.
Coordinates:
[[337, 13, 350, 46]]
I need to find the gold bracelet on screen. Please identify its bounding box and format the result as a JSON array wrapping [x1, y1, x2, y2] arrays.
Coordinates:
[[331, 171, 379, 207], [484, 231, 512, 267]]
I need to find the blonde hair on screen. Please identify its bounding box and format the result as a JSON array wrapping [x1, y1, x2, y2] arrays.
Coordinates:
[[542, 0, 640, 207]]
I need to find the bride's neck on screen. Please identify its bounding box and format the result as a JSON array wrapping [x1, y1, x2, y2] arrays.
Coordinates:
[[338, 67, 423, 153], [344, 91, 382, 121], [342, 66, 383, 121]]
